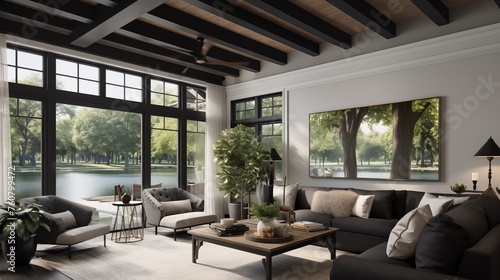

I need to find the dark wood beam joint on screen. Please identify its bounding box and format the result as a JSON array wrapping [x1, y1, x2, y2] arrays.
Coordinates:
[[411, 0, 449, 26], [326, 0, 396, 39], [70, 0, 165, 48]]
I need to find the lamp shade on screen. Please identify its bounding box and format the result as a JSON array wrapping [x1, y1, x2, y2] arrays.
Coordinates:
[[270, 148, 282, 161], [474, 137, 500, 157]]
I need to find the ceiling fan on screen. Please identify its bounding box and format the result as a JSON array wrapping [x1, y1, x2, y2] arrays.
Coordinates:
[[187, 37, 250, 67]]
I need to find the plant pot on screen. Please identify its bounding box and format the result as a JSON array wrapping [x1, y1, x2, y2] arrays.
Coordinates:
[[1, 235, 37, 266], [256, 219, 275, 238], [228, 202, 248, 220]]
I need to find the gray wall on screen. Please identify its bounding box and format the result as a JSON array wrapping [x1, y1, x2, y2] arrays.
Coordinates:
[[227, 22, 500, 194]]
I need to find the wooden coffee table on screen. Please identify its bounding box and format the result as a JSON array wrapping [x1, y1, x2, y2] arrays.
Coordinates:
[[188, 224, 338, 280]]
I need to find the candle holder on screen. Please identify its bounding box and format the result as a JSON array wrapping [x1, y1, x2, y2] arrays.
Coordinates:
[[472, 180, 477, 191]]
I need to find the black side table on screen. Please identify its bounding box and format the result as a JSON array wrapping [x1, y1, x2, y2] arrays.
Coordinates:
[[111, 201, 144, 243]]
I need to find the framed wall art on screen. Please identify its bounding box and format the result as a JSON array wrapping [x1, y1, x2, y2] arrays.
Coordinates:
[[309, 97, 441, 181]]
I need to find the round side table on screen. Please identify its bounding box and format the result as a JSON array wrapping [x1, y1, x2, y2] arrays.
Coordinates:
[[111, 201, 143, 243]]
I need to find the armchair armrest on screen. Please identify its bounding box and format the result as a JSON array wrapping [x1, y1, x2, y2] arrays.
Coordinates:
[[35, 212, 65, 244], [142, 190, 164, 226], [331, 255, 471, 280]]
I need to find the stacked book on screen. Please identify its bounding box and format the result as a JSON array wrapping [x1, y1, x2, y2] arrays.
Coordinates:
[[209, 223, 249, 237], [292, 221, 327, 232]]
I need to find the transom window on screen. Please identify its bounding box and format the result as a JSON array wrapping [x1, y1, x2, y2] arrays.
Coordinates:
[[56, 59, 99, 95], [7, 48, 43, 87], [234, 100, 255, 120], [186, 86, 206, 112], [261, 95, 282, 117], [106, 69, 143, 102], [150, 79, 179, 107]]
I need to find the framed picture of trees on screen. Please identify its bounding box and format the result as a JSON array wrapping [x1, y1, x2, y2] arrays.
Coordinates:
[[309, 97, 440, 181]]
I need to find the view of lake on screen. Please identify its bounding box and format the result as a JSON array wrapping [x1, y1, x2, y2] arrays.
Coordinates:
[[12, 168, 198, 200]]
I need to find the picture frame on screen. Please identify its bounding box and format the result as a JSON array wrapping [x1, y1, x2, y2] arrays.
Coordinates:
[[309, 97, 441, 181]]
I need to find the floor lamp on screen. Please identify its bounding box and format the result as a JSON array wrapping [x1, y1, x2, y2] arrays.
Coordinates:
[[474, 136, 500, 190]]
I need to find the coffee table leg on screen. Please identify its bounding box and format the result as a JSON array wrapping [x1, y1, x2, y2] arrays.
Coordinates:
[[324, 232, 337, 260], [261, 256, 272, 280], [192, 239, 203, 263]]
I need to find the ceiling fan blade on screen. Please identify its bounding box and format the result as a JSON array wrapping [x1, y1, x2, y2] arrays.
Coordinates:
[[204, 60, 250, 67], [200, 38, 215, 56]]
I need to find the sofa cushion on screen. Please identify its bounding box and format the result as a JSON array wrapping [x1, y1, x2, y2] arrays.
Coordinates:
[[352, 194, 375, 219], [417, 193, 453, 216], [273, 182, 299, 210], [350, 189, 395, 219], [330, 217, 397, 238], [359, 242, 416, 268], [311, 190, 358, 218], [415, 198, 490, 275], [386, 204, 432, 259], [161, 199, 192, 216], [52, 210, 78, 230]]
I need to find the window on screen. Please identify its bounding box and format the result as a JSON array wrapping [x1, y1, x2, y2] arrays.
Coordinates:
[[9, 98, 43, 199], [7, 48, 43, 87], [55, 105, 142, 200], [232, 93, 283, 180], [186, 86, 206, 112], [150, 79, 179, 107], [261, 95, 282, 117], [151, 116, 178, 187], [187, 120, 205, 182], [106, 69, 143, 102], [234, 100, 255, 120], [56, 59, 99, 95]]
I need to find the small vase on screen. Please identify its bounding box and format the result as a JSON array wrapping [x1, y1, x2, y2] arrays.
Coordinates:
[[121, 193, 131, 203], [256, 218, 275, 238]]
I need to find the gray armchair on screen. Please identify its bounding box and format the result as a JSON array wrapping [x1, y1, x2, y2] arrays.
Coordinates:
[[143, 188, 216, 240], [19, 195, 110, 258]]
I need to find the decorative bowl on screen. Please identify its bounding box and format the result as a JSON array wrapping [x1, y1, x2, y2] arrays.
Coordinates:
[[450, 183, 467, 194]]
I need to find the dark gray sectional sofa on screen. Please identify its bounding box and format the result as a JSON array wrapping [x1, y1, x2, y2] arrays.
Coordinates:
[[293, 186, 500, 280], [294, 186, 442, 253]]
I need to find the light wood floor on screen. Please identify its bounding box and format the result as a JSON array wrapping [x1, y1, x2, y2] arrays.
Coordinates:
[[1, 226, 348, 279]]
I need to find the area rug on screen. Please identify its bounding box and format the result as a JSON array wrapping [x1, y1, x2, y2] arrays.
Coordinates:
[[37, 227, 341, 280]]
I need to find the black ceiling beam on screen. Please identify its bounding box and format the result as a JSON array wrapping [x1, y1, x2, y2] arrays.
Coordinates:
[[8, 0, 95, 23], [145, 4, 287, 65], [103, 33, 240, 77], [411, 0, 449, 26], [245, 0, 351, 49], [119, 20, 260, 72], [0, 1, 75, 34], [70, 0, 166, 48], [326, 0, 396, 39], [0, 18, 225, 85], [184, 0, 319, 56]]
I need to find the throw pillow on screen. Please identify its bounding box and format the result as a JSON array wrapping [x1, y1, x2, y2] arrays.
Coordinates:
[[351, 194, 375, 219], [52, 210, 78, 229], [161, 199, 192, 216], [273, 183, 299, 210], [438, 195, 469, 206], [350, 189, 395, 219], [418, 193, 453, 216], [311, 190, 358, 218], [386, 204, 432, 259]]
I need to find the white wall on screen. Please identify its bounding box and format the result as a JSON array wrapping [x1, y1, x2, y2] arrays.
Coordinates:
[[227, 23, 500, 194]]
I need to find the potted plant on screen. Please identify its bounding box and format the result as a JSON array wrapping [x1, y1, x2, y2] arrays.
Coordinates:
[[213, 124, 269, 220], [249, 201, 280, 238], [0, 203, 51, 266]]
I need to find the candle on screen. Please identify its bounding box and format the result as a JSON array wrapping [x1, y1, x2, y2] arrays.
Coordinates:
[[472, 172, 479, 181]]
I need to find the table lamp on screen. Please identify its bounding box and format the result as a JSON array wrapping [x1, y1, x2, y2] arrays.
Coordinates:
[[474, 136, 500, 190]]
